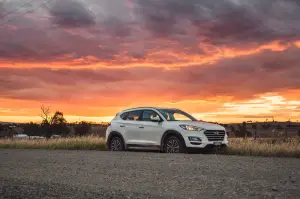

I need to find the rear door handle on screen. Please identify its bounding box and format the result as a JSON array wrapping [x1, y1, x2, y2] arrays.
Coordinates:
[[139, 126, 144, 129], [120, 124, 126, 127]]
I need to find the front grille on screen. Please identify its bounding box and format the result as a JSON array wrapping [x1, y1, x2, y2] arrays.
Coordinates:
[[204, 130, 225, 141]]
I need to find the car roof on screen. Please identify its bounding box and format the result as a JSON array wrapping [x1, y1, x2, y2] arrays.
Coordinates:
[[121, 107, 179, 112]]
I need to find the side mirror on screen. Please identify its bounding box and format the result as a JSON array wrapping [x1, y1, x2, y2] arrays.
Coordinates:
[[151, 116, 161, 122]]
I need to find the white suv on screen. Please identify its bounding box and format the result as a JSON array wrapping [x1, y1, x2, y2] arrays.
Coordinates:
[[105, 107, 228, 153]]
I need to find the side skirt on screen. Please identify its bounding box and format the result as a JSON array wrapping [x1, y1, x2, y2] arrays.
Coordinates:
[[126, 144, 161, 151]]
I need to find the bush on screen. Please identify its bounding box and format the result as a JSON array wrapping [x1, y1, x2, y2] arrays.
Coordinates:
[[74, 122, 92, 136], [22, 122, 42, 137]]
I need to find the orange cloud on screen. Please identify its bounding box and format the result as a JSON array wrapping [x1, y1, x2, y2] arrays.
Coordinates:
[[1, 40, 298, 70]]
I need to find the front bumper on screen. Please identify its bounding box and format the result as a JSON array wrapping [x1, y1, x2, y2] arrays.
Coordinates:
[[183, 132, 228, 148]]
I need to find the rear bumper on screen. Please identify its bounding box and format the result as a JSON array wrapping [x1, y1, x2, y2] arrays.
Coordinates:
[[105, 126, 111, 143]]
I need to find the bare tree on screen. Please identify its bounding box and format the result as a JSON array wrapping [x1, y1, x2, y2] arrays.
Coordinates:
[[41, 105, 51, 124]]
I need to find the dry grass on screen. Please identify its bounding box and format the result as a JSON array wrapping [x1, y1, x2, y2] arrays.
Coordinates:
[[0, 136, 106, 150], [227, 137, 300, 158], [0, 136, 300, 158]]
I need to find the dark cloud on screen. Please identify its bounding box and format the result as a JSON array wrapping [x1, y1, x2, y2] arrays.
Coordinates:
[[134, 0, 200, 37], [0, 25, 69, 62], [0, 0, 300, 65], [103, 17, 132, 37], [0, 21, 131, 63], [49, 0, 96, 28], [0, 2, 5, 15], [135, 0, 300, 45]]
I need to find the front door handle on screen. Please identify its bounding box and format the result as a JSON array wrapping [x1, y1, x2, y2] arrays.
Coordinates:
[[139, 126, 144, 129], [120, 124, 126, 127]]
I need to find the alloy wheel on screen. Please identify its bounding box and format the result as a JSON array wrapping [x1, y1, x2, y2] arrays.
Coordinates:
[[165, 138, 180, 153], [110, 137, 122, 151]]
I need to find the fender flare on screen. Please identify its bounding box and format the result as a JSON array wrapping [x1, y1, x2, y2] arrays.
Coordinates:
[[107, 131, 127, 149], [160, 130, 186, 151]]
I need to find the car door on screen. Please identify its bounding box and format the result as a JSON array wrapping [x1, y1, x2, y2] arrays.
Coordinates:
[[118, 110, 143, 145], [138, 110, 164, 146]]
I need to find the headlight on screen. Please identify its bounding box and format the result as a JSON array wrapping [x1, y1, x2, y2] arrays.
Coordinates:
[[179, 125, 204, 131]]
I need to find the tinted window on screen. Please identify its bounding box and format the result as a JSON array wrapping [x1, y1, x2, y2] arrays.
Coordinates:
[[141, 110, 160, 121], [125, 110, 142, 121], [120, 112, 128, 120]]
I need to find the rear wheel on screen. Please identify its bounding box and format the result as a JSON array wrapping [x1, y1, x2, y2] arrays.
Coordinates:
[[108, 136, 125, 151], [163, 136, 186, 153]]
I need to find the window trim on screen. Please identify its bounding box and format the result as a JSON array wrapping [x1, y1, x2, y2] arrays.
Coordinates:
[[119, 109, 166, 122]]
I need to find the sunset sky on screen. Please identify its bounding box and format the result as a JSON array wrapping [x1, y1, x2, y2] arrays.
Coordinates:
[[1, 0, 300, 123]]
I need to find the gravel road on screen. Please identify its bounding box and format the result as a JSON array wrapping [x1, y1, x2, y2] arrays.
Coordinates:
[[1, 149, 300, 199]]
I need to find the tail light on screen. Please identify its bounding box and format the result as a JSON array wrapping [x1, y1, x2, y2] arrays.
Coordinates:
[[107, 122, 111, 126]]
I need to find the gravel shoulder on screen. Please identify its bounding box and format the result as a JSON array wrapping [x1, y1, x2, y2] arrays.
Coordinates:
[[1, 149, 300, 199]]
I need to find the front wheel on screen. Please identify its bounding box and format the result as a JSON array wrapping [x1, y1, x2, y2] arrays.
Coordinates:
[[108, 136, 125, 151], [163, 136, 186, 153]]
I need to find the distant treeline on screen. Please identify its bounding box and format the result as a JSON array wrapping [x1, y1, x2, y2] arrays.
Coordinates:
[[222, 122, 300, 138], [0, 106, 108, 138]]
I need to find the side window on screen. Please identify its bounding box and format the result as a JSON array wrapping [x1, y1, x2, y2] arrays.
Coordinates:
[[120, 112, 128, 120], [141, 110, 160, 121], [126, 110, 142, 121]]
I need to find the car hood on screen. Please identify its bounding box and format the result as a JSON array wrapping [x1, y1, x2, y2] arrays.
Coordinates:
[[170, 121, 226, 131]]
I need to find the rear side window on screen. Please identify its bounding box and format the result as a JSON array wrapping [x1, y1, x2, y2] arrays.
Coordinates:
[[120, 112, 128, 120], [120, 110, 142, 121]]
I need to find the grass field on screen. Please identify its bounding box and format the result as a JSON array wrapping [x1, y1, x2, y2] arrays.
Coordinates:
[[0, 136, 300, 158]]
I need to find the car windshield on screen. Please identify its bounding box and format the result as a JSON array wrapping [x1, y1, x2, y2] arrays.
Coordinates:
[[157, 109, 197, 121]]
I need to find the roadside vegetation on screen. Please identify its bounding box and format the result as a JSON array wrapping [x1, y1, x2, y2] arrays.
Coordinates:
[[0, 136, 106, 150], [0, 136, 300, 158], [227, 137, 300, 158]]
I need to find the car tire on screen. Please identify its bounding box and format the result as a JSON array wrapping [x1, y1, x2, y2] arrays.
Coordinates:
[[108, 136, 125, 151], [163, 136, 186, 153]]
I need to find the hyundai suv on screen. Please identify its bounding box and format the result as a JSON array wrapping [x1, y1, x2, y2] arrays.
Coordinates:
[[105, 107, 228, 153]]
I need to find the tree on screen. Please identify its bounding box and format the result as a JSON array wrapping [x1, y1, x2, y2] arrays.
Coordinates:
[[252, 123, 257, 140], [52, 111, 69, 137], [236, 122, 247, 137], [234, 122, 252, 138], [23, 122, 41, 137], [74, 121, 92, 136], [40, 106, 69, 138], [262, 123, 271, 129], [230, 125, 236, 133], [276, 124, 283, 130], [0, 124, 15, 138], [0, 124, 5, 138]]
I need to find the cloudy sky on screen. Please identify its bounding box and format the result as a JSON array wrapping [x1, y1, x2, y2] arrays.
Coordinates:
[[0, 0, 300, 123]]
